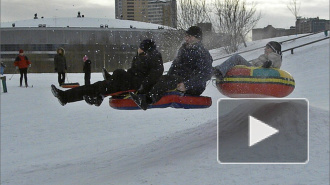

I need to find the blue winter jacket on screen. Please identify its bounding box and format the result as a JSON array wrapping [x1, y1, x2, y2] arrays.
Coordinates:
[[168, 41, 213, 94]]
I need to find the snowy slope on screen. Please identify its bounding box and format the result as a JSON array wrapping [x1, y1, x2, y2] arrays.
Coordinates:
[[1, 33, 329, 185]]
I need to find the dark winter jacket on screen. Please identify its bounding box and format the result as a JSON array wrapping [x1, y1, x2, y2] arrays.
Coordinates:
[[83, 59, 92, 73], [168, 41, 213, 94], [14, 55, 31, 69], [54, 48, 67, 73], [127, 48, 164, 92]]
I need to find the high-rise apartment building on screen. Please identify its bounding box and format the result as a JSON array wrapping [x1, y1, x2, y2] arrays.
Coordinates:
[[148, 0, 177, 28], [115, 0, 148, 22], [115, 0, 123, 19], [115, 0, 177, 28]]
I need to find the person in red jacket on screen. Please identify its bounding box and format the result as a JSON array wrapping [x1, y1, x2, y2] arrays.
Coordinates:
[[14, 49, 31, 87]]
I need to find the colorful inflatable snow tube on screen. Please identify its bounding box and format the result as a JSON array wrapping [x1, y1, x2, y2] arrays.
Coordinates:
[[109, 91, 212, 110], [216, 65, 295, 98]]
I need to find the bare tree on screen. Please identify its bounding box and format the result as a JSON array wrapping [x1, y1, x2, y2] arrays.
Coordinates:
[[213, 0, 261, 53], [287, 0, 301, 20], [177, 0, 211, 30]]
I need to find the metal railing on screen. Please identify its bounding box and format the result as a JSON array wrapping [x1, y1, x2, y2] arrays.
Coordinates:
[[213, 32, 324, 62], [282, 37, 329, 54]]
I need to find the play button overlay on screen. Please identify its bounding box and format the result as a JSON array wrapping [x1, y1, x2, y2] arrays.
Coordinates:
[[217, 98, 309, 164], [249, 116, 278, 147]]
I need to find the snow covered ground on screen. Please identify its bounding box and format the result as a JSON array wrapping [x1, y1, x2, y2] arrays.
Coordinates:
[[1, 33, 329, 185]]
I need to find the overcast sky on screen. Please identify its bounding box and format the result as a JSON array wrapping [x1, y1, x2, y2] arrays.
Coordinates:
[[1, 0, 329, 29]]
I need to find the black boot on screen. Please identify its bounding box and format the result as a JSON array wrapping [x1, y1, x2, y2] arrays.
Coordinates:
[[83, 95, 104, 107], [102, 67, 111, 81], [51, 84, 67, 106], [51, 84, 59, 97], [129, 92, 149, 110], [213, 68, 224, 81]]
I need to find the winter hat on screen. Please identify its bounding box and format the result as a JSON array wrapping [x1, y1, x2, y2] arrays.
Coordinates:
[[266, 41, 282, 55], [19, 49, 24, 53], [139, 39, 156, 52], [83, 55, 88, 62], [186, 26, 203, 39]]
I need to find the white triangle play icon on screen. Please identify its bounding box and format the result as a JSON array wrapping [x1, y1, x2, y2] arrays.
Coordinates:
[[249, 116, 279, 147]]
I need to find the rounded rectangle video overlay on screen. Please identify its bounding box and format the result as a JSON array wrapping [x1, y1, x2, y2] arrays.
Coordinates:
[[217, 98, 309, 164]]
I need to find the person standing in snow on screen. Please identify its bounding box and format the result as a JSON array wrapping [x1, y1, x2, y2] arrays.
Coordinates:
[[54, 47, 67, 86], [83, 55, 92, 85], [0, 62, 6, 75], [14, 49, 31, 87], [213, 41, 282, 80], [51, 39, 164, 106], [130, 26, 213, 110]]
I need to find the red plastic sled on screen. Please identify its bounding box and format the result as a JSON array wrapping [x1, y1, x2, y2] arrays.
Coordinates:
[[61, 83, 80, 88], [109, 91, 212, 110]]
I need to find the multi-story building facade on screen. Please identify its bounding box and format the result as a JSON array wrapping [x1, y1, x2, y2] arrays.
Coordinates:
[[296, 17, 329, 34], [252, 25, 295, 41], [115, 0, 123, 19], [148, 0, 177, 28], [252, 17, 329, 41], [115, 0, 149, 22], [115, 0, 177, 28]]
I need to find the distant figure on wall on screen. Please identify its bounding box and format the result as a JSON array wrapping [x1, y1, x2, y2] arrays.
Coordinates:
[[83, 55, 92, 85], [54, 48, 67, 86], [14, 49, 31, 87]]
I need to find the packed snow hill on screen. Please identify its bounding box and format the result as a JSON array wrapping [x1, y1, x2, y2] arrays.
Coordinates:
[[1, 33, 329, 185]]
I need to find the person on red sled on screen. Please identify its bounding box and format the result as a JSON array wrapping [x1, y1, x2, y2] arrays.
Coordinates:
[[130, 26, 213, 110], [51, 39, 164, 106]]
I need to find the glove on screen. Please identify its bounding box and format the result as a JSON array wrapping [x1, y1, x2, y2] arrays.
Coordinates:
[[262, 60, 272, 68], [176, 83, 186, 92]]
